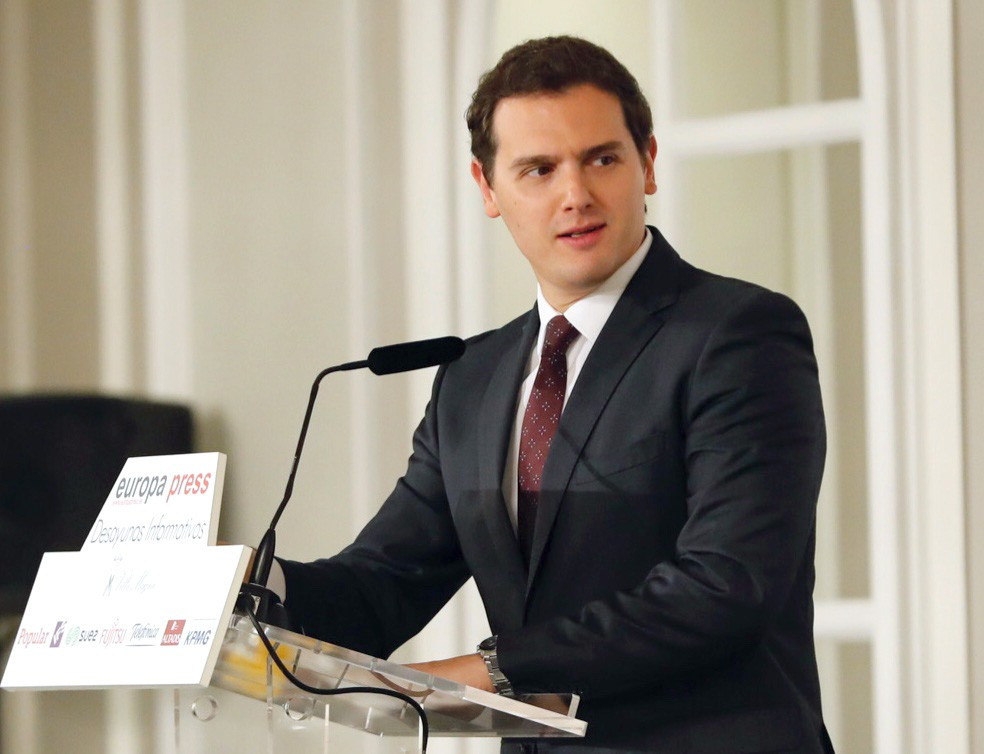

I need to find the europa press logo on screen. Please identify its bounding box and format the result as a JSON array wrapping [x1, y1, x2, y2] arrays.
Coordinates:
[[161, 619, 186, 646]]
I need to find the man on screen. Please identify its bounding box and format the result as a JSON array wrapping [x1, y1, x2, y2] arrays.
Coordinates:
[[278, 36, 832, 753]]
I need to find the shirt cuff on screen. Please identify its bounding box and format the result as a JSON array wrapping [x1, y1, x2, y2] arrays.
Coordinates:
[[267, 559, 287, 602]]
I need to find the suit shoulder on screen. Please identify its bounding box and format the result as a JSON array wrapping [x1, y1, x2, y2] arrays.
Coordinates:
[[677, 262, 809, 325], [644, 230, 808, 324], [432, 309, 532, 392], [458, 310, 530, 357]]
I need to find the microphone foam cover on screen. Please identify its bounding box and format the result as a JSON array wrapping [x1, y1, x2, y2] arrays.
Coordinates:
[[367, 336, 466, 375]]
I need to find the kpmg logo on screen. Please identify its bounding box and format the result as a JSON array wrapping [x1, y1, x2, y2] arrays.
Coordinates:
[[49, 620, 67, 648], [161, 619, 186, 646]]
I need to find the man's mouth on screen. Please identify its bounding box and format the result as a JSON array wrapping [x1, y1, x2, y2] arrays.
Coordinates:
[[559, 223, 605, 239]]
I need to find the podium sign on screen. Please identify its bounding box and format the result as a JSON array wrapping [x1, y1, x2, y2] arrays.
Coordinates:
[[1, 452, 247, 690], [1, 546, 249, 689], [82, 452, 226, 551]]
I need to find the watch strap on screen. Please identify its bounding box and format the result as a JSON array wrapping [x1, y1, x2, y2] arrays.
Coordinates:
[[477, 635, 514, 697]]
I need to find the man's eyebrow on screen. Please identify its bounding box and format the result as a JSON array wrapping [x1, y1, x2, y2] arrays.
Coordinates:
[[507, 140, 629, 172], [580, 141, 627, 160], [508, 153, 554, 172]]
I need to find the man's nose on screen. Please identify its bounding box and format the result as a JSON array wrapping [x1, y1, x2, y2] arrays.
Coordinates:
[[560, 168, 593, 210]]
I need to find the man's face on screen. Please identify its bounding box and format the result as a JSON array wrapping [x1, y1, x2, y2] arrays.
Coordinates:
[[472, 84, 657, 311]]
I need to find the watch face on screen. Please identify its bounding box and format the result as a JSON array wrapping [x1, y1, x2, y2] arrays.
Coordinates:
[[478, 636, 497, 652]]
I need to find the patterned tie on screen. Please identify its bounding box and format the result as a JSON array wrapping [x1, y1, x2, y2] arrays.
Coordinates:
[[517, 315, 580, 567]]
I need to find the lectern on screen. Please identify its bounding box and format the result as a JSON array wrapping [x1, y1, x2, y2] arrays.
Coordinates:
[[170, 613, 586, 753], [1, 439, 586, 752]]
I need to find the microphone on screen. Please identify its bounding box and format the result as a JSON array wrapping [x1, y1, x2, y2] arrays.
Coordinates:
[[367, 335, 465, 375], [237, 335, 466, 628]]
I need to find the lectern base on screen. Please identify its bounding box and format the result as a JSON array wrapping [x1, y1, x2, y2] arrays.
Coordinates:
[[171, 685, 424, 754]]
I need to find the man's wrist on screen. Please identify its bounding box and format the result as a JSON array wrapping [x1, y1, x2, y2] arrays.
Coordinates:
[[477, 635, 514, 696]]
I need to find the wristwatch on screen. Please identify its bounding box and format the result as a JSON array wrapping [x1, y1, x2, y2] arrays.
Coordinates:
[[477, 635, 515, 697]]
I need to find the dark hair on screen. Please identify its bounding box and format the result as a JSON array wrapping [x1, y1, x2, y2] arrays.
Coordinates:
[[466, 35, 653, 182]]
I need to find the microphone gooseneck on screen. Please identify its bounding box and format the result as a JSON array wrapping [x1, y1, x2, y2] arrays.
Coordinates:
[[239, 359, 365, 628], [238, 336, 466, 628], [235, 335, 463, 751]]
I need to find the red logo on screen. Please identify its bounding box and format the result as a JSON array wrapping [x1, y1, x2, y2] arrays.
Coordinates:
[[161, 619, 186, 646]]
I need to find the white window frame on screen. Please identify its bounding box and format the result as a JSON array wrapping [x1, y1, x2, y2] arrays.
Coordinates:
[[649, 1, 968, 752]]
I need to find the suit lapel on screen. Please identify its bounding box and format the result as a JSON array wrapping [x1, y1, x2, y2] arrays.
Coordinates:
[[477, 308, 539, 596], [526, 230, 683, 588]]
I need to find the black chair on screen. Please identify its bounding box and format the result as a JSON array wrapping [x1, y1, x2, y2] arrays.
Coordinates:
[[0, 394, 193, 616]]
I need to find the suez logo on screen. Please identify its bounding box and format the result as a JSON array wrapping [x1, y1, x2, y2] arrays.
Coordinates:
[[113, 470, 213, 506], [15, 620, 214, 649]]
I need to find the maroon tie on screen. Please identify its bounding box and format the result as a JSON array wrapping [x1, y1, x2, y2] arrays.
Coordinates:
[[517, 315, 579, 567]]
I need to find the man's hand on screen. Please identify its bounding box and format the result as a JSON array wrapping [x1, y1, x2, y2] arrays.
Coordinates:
[[406, 653, 494, 693]]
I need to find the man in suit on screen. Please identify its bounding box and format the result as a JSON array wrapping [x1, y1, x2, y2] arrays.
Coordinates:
[[278, 36, 833, 753]]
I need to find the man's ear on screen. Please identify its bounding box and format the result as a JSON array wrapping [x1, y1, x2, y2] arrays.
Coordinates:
[[471, 159, 501, 218], [644, 135, 658, 195]]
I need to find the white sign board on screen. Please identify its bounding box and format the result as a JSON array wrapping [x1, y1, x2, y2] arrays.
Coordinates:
[[83, 452, 226, 551], [1, 452, 250, 691], [1, 546, 250, 689]]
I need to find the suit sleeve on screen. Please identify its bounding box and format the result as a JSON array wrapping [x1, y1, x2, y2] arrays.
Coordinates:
[[496, 288, 826, 698], [278, 364, 470, 659]]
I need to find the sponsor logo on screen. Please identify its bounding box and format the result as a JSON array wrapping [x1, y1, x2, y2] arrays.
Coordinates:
[[100, 622, 126, 648], [127, 622, 162, 646], [182, 628, 212, 646], [77, 627, 100, 646], [161, 619, 186, 646], [15, 626, 51, 648], [50, 620, 67, 648], [62, 624, 101, 647], [179, 619, 216, 648]]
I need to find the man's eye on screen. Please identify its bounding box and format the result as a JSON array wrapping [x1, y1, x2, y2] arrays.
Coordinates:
[[527, 165, 552, 177], [596, 154, 617, 166]]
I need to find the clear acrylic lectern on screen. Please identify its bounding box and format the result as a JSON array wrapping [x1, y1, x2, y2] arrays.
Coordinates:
[[169, 614, 586, 753]]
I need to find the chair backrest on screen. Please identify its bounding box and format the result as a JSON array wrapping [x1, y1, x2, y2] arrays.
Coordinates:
[[0, 394, 193, 616]]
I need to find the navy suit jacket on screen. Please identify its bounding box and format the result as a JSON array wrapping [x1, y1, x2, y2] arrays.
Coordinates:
[[281, 228, 831, 753]]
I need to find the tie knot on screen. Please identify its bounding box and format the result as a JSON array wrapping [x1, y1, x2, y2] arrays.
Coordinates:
[[542, 315, 579, 358]]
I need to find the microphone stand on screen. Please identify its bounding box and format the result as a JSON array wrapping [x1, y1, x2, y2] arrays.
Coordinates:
[[235, 335, 465, 630], [237, 358, 367, 628], [231, 336, 462, 752]]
